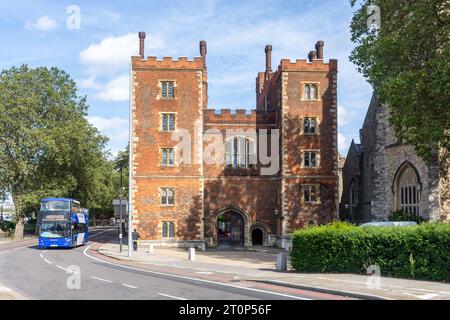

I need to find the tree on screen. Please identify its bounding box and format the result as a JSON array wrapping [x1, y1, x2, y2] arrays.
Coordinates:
[[0, 65, 109, 238], [349, 0, 450, 164], [114, 144, 129, 197]]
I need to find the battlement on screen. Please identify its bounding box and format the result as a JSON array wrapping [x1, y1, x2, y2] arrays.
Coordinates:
[[131, 55, 205, 69], [204, 109, 277, 125], [277, 58, 338, 72]]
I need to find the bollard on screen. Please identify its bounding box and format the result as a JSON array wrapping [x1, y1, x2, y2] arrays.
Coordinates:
[[188, 247, 196, 261], [276, 252, 287, 271], [148, 243, 154, 254], [200, 242, 206, 252]]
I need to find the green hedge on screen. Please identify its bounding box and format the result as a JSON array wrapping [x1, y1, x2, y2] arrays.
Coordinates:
[[291, 222, 450, 282]]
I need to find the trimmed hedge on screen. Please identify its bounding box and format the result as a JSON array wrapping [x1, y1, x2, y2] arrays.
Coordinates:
[[291, 222, 450, 282]]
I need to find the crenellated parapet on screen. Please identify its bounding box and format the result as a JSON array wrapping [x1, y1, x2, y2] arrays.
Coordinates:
[[278, 58, 338, 72], [131, 56, 205, 69], [204, 109, 277, 125]]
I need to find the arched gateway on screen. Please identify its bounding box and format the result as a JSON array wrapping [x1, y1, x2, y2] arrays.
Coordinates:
[[216, 208, 250, 246]]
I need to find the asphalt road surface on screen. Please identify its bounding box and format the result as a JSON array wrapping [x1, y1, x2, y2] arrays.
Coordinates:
[[0, 228, 352, 300]]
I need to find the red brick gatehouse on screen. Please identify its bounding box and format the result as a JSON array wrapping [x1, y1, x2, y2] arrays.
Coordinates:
[[130, 32, 338, 248]]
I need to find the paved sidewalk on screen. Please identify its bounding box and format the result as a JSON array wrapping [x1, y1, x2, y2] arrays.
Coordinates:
[[98, 242, 450, 300], [0, 283, 27, 300]]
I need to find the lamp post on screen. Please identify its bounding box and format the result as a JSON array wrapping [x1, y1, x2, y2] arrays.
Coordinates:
[[118, 166, 125, 253]]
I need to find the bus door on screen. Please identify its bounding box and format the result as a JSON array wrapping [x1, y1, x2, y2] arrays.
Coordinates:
[[76, 213, 86, 246]]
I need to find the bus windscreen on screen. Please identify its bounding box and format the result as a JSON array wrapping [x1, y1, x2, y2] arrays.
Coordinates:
[[40, 222, 70, 238]]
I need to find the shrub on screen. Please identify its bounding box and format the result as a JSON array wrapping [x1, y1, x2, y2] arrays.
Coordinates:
[[0, 221, 16, 237], [291, 222, 450, 282]]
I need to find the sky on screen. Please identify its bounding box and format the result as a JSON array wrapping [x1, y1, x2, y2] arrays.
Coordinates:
[[0, 0, 373, 157]]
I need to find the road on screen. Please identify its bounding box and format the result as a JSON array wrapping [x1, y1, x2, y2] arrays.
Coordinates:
[[0, 228, 352, 300]]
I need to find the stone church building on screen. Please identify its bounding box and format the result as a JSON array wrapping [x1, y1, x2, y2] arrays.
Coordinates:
[[130, 32, 339, 248], [340, 94, 450, 223]]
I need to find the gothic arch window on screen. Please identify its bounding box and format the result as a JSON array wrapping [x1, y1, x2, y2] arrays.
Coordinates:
[[394, 163, 421, 215], [304, 84, 311, 100], [311, 84, 318, 100]]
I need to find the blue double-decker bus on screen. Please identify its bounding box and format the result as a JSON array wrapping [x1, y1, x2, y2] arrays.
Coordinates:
[[38, 198, 89, 249]]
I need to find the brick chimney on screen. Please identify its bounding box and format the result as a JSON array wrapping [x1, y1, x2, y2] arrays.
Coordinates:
[[138, 32, 146, 58], [315, 40, 324, 60], [265, 45, 273, 74], [308, 50, 317, 62], [200, 40, 207, 58]]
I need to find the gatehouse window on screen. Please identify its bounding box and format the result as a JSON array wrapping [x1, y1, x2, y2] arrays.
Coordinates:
[[225, 137, 256, 168], [161, 188, 174, 205], [161, 114, 175, 131], [303, 151, 319, 168], [161, 148, 175, 166], [304, 84, 311, 100], [395, 164, 420, 214], [303, 118, 318, 134], [303, 185, 320, 203], [162, 222, 175, 238], [161, 81, 175, 99], [303, 83, 320, 100]]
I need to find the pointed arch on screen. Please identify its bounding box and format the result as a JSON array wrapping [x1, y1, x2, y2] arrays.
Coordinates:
[[392, 162, 422, 215]]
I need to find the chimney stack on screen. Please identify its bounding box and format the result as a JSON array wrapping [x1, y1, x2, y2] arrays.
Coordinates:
[[315, 40, 324, 60], [265, 45, 273, 74], [200, 40, 207, 58], [138, 32, 146, 58], [308, 50, 317, 62]]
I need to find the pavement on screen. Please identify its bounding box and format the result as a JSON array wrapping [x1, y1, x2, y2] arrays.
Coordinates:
[[98, 241, 450, 300]]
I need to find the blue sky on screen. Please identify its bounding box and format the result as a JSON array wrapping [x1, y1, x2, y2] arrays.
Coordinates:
[[0, 0, 373, 156]]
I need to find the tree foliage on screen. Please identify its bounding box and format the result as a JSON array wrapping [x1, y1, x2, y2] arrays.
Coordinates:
[[0, 65, 116, 238], [349, 0, 450, 163]]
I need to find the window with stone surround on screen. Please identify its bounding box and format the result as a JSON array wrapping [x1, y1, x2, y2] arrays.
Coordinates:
[[303, 151, 319, 168], [161, 113, 175, 131], [302, 185, 320, 204], [303, 117, 318, 134], [225, 137, 256, 168], [161, 188, 174, 205], [161, 148, 174, 166], [162, 221, 175, 238], [160, 81, 175, 99], [302, 83, 320, 101]]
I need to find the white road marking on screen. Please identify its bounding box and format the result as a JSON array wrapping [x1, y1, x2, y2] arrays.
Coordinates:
[[122, 283, 138, 289], [158, 292, 187, 300], [56, 265, 68, 272], [90, 276, 113, 283], [195, 271, 214, 275], [43, 258, 52, 265], [0, 250, 10, 255], [402, 293, 440, 300], [40, 253, 43, 258], [83, 243, 309, 300]]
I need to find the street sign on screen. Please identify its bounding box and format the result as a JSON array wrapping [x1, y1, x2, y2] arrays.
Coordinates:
[[112, 199, 128, 217]]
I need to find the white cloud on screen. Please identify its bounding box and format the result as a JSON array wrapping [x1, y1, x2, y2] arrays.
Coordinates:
[[79, 33, 164, 76], [25, 16, 57, 32], [338, 104, 358, 127], [86, 116, 128, 156], [95, 75, 129, 102], [338, 132, 349, 155], [86, 116, 127, 131], [79, 76, 102, 90]]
